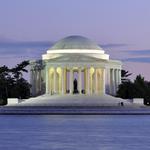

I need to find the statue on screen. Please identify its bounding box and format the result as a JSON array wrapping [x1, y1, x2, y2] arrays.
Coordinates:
[[73, 78, 78, 94]]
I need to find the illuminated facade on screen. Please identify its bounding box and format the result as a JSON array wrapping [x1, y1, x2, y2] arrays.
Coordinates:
[[30, 35, 122, 96]]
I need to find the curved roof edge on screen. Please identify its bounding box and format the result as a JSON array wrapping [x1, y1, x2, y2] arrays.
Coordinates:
[[49, 35, 103, 50]]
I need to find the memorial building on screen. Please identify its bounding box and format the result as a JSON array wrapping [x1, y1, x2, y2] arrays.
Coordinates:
[[30, 35, 122, 97]]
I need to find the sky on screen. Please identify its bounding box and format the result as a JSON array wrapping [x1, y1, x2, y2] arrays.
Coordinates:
[[0, 0, 150, 80]]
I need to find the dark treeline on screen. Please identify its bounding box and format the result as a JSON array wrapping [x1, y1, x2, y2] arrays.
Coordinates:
[[0, 61, 31, 105], [117, 70, 150, 105]]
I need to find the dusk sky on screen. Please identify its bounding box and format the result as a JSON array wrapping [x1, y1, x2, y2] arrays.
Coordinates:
[[0, 0, 150, 80]]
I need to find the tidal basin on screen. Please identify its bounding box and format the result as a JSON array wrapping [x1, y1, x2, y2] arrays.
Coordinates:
[[0, 115, 150, 150]]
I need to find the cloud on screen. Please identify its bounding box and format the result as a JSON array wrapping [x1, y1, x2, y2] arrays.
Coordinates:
[[101, 43, 127, 48], [122, 50, 150, 63], [123, 57, 150, 63], [0, 41, 54, 59], [0, 41, 52, 48], [125, 49, 150, 55], [0, 35, 14, 42]]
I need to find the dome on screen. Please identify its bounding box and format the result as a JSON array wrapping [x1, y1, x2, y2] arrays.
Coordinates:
[[43, 35, 109, 60], [50, 35, 102, 50]]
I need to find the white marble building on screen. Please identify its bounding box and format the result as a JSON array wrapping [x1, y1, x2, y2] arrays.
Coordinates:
[[30, 35, 121, 96]]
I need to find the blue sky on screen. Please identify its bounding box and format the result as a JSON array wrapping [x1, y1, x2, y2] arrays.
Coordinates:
[[0, 0, 150, 80]]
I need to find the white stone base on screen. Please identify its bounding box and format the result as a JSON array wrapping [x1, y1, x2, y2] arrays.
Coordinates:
[[15, 94, 133, 107], [7, 98, 19, 105], [133, 98, 144, 105]]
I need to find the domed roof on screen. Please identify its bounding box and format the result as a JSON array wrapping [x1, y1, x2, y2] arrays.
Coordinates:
[[50, 35, 102, 50]]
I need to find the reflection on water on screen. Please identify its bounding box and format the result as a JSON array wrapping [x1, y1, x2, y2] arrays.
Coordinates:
[[0, 115, 149, 150]]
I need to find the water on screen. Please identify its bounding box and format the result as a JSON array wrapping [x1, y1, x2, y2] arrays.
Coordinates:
[[0, 115, 149, 150]]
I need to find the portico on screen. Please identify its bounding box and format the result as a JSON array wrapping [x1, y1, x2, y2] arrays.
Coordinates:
[[45, 66, 107, 95]]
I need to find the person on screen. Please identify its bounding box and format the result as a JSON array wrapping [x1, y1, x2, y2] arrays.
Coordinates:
[[120, 102, 124, 106]]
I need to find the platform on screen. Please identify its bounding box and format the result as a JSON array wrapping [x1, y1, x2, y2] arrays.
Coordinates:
[[1, 94, 148, 115]]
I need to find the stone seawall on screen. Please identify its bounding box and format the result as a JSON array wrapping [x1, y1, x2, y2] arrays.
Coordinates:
[[0, 106, 150, 115]]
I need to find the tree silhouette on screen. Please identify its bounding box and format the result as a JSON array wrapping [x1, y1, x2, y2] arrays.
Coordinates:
[[121, 69, 132, 82], [117, 73, 150, 105], [11, 60, 29, 79], [0, 61, 31, 105]]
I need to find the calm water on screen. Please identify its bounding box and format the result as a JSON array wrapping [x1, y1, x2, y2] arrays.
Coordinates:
[[0, 115, 150, 150]]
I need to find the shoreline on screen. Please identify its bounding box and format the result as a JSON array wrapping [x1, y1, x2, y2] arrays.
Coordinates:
[[0, 106, 149, 115]]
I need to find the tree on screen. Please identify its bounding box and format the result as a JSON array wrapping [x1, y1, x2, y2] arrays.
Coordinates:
[[121, 69, 132, 82], [11, 60, 29, 79], [133, 75, 150, 104], [117, 73, 150, 105], [0, 66, 12, 104], [0, 61, 31, 105], [133, 75, 146, 98], [117, 69, 133, 99], [11, 78, 31, 99], [117, 81, 135, 99], [10, 60, 31, 99]]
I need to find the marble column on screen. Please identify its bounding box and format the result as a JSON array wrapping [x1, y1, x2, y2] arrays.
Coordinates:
[[31, 69, 36, 95], [45, 66, 49, 94], [78, 68, 82, 94], [94, 68, 98, 94], [112, 69, 115, 95], [64, 68, 67, 94], [103, 68, 106, 94], [30, 69, 33, 94], [53, 67, 57, 94], [118, 69, 121, 85], [86, 68, 90, 94], [34, 69, 37, 94], [107, 68, 111, 94], [36, 70, 39, 94], [85, 68, 87, 94], [30, 70, 33, 87], [90, 68, 93, 94], [61, 67, 64, 94], [69, 68, 73, 94], [39, 70, 41, 93], [84, 68, 86, 94], [37, 70, 40, 93], [87, 67, 90, 94], [49, 69, 52, 95], [114, 69, 117, 92], [116, 69, 119, 90]]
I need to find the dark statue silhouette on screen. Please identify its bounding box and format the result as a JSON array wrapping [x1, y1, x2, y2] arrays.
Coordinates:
[[73, 78, 79, 94]]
